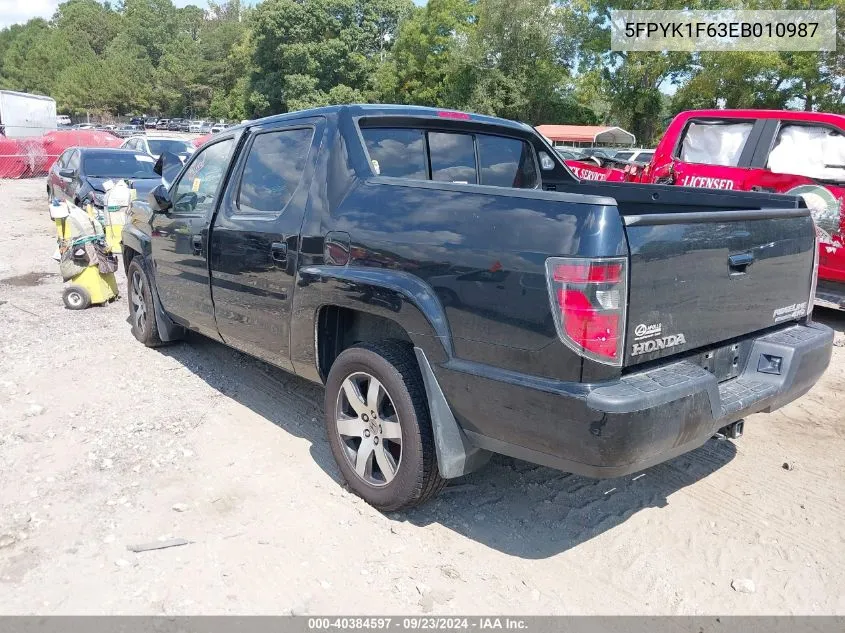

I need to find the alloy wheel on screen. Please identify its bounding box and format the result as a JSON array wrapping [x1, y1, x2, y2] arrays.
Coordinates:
[[335, 371, 403, 487], [131, 270, 147, 332]]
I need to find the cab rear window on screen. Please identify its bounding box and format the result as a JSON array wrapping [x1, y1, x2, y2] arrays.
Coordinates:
[[360, 127, 538, 189]]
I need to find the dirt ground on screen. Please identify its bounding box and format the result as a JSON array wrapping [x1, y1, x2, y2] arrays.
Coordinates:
[[1, 177, 844, 615]]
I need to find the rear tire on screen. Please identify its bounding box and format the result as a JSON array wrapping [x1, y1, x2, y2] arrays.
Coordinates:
[[324, 341, 446, 511], [127, 258, 163, 347]]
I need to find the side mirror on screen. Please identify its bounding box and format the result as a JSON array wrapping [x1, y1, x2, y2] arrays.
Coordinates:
[[154, 151, 184, 184], [148, 184, 172, 213], [58, 168, 75, 179]]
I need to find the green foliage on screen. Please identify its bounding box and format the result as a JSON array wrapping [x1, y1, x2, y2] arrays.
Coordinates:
[[0, 0, 842, 129], [248, 0, 412, 116]]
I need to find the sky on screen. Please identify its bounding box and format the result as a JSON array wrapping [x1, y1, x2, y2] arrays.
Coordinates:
[[0, 0, 427, 28]]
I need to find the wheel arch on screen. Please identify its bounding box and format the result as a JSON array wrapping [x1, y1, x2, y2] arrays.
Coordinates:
[[293, 265, 453, 383], [297, 266, 488, 479]]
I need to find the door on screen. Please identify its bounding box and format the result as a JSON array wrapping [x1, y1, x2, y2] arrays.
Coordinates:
[[150, 135, 237, 338], [49, 149, 72, 198], [56, 149, 80, 200], [209, 119, 322, 370]]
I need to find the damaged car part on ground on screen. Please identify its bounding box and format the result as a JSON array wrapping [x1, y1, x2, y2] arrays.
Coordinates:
[[120, 104, 833, 511]]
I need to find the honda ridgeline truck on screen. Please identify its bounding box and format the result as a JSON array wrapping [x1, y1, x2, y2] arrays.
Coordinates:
[[121, 105, 833, 510]]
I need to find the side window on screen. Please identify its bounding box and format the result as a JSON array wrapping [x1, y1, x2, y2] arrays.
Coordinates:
[[767, 124, 845, 182], [171, 139, 234, 215], [638, 151, 654, 163], [476, 134, 538, 188], [361, 128, 427, 179], [429, 132, 477, 183], [678, 120, 754, 166], [56, 150, 71, 168], [66, 150, 80, 171], [237, 127, 313, 214]]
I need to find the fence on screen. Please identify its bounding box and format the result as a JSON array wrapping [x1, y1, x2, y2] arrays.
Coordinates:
[[0, 126, 125, 179], [0, 126, 207, 179]]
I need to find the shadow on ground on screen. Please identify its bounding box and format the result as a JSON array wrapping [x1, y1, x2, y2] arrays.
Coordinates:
[[158, 332, 737, 560], [814, 307, 845, 334]]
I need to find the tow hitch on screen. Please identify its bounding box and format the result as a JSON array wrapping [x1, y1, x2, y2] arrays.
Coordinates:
[[714, 420, 744, 440]]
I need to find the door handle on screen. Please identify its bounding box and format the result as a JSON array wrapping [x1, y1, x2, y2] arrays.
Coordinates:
[[728, 252, 753, 274], [271, 241, 287, 263], [191, 235, 203, 255]]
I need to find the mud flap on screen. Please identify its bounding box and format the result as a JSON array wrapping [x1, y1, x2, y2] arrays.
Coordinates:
[[414, 347, 491, 479]]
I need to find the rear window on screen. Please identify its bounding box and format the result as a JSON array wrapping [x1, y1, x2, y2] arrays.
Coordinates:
[[679, 121, 753, 166], [361, 128, 427, 179], [429, 132, 477, 184], [637, 152, 654, 163], [477, 134, 538, 188], [360, 127, 538, 189], [614, 151, 633, 161]]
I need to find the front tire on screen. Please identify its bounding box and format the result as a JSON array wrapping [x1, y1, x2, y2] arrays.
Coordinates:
[[127, 258, 163, 347], [324, 341, 446, 511]]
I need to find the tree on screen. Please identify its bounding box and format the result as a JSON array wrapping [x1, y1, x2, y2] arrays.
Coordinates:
[[52, 0, 119, 55], [375, 0, 474, 106], [444, 0, 596, 124], [248, 0, 412, 116]]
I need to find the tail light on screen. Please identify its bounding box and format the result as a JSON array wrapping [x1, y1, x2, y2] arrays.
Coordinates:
[[545, 256, 628, 366]]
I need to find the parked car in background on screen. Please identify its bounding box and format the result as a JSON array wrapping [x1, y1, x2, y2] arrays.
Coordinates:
[[120, 135, 195, 162], [155, 119, 170, 130], [121, 104, 832, 511], [199, 121, 212, 134], [113, 124, 145, 139], [556, 149, 582, 160], [210, 122, 227, 133], [633, 109, 845, 310], [57, 115, 72, 127], [166, 119, 182, 132], [178, 119, 192, 132], [145, 118, 158, 129], [129, 117, 144, 126], [188, 120, 205, 133], [46, 147, 159, 208], [613, 148, 655, 164]]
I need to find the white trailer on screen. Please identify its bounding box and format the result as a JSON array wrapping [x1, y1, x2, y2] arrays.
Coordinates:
[[0, 90, 58, 138]]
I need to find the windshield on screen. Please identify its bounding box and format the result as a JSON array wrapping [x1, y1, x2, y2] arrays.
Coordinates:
[[148, 139, 192, 155], [84, 154, 158, 179]]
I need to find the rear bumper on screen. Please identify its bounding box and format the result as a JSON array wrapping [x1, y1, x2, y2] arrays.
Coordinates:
[[446, 322, 833, 478]]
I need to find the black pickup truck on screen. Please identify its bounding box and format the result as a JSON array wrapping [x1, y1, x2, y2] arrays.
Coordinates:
[[122, 105, 833, 510]]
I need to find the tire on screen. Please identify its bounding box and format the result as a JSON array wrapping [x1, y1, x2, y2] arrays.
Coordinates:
[[324, 341, 446, 511], [127, 258, 163, 347], [62, 286, 91, 310]]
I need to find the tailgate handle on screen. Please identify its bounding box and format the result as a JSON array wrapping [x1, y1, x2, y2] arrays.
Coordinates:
[[728, 252, 754, 274]]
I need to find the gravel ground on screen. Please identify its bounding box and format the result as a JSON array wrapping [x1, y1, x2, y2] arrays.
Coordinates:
[[1, 177, 845, 615]]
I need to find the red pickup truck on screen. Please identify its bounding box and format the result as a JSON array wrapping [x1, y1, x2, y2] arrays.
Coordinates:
[[631, 109, 845, 310]]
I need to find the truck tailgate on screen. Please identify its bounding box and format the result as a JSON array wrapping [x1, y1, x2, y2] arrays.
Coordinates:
[[623, 206, 815, 366]]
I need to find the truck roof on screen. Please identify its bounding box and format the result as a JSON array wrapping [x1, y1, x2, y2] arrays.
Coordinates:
[[675, 109, 845, 126], [225, 104, 533, 135]]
